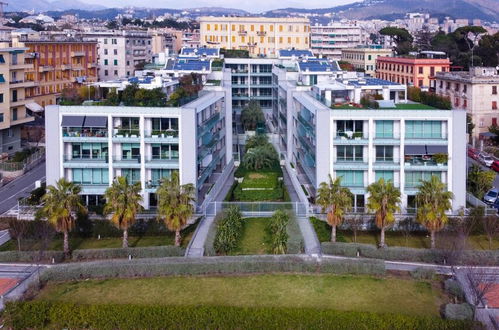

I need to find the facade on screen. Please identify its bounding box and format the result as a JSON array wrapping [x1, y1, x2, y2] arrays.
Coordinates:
[[0, 46, 35, 154], [45, 89, 232, 209], [341, 46, 392, 76], [151, 30, 183, 55], [273, 69, 466, 212], [311, 22, 364, 60], [199, 17, 310, 57], [435, 67, 499, 139], [12, 36, 98, 108], [85, 31, 152, 81], [376, 54, 451, 90]]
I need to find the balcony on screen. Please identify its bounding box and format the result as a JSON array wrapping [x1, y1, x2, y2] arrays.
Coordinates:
[[112, 155, 141, 168], [373, 159, 401, 170], [334, 132, 368, 145], [145, 155, 180, 169], [238, 30, 248, 36], [404, 156, 448, 171], [334, 158, 368, 170], [10, 80, 37, 88], [63, 155, 108, 168], [62, 128, 108, 142], [87, 63, 98, 69], [60, 64, 72, 71], [112, 128, 140, 142], [71, 51, 86, 57], [38, 65, 54, 73], [256, 31, 267, 36], [9, 99, 29, 107], [374, 133, 401, 145], [10, 63, 33, 70], [144, 130, 179, 143], [405, 133, 448, 145]]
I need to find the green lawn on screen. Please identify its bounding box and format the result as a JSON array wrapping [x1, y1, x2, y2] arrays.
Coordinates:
[[311, 217, 499, 249], [229, 170, 289, 201], [35, 274, 446, 317], [231, 218, 270, 255]]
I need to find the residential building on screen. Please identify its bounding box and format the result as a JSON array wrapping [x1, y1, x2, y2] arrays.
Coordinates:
[[12, 35, 98, 108], [199, 17, 310, 57], [45, 88, 232, 209], [151, 30, 183, 55], [435, 67, 499, 139], [341, 46, 392, 76], [182, 30, 200, 49], [85, 31, 152, 81], [376, 52, 451, 90], [311, 22, 364, 60], [0, 46, 35, 154], [273, 68, 466, 212]]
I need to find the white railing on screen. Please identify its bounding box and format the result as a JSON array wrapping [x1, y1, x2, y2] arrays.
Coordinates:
[[205, 202, 308, 217]]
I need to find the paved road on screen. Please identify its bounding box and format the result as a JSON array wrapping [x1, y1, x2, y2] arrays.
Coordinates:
[[0, 161, 45, 215]]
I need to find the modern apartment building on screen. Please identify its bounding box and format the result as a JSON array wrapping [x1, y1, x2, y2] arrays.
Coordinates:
[[85, 31, 152, 81], [376, 52, 451, 90], [151, 30, 183, 55], [341, 46, 392, 76], [435, 67, 499, 139], [311, 22, 364, 60], [45, 89, 232, 209], [199, 17, 310, 57], [12, 35, 98, 108], [273, 69, 466, 212], [0, 46, 35, 154]]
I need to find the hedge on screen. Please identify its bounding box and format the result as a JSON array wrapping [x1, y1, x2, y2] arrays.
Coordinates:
[[445, 279, 466, 301], [71, 246, 185, 261], [39, 256, 386, 282], [0, 250, 64, 263], [4, 301, 473, 330], [410, 267, 436, 280], [321, 242, 499, 265], [444, 303, 474, 321]]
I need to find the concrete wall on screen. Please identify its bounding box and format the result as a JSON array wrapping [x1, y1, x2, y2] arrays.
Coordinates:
[[44, 105, 60, 187], [451, 109, 467, 211]]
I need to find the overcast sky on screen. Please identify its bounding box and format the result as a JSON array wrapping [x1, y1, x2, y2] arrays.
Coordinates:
[[81, 0, 359, 12]]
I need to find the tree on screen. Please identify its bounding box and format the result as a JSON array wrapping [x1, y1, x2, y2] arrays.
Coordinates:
[[366, 178, 401, 248], [453, 26, 487, 67], [41, 178, 86, 256], [104, 177, 143, 248], [245, 134, 269, 149], [316, 176, 352, 242], [267, 210, 289, 254], [414, 25, 434, 51], [476, 32, 499, 67], [481, 214, 499, 250], [241, 100, 265, 131], [379, 27, 413, 55], [345, 215, 364, 243], [8, 218, 29, 251], [416, 176, 454, 249], [156, 171, 195, 246], [121, 83, 140, 106], [467, 164, 495, 199], [463, 265, 496, 320], [242, 145, 278, 170]]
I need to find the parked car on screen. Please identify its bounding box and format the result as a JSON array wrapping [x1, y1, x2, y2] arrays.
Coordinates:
[[492, 161, 499, 172], [483, 188, 499, 205], [468, 148, 479, 160], [478, 152, 494, 167], [492, 199, 499, 213]]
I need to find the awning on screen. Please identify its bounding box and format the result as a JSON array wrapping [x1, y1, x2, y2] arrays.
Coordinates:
[[405, 145, 426, 155], [426, 145, 447, 154], [25, 102, 44, 112], [61, 115, 85, 127], [83, 116, 107, 128]]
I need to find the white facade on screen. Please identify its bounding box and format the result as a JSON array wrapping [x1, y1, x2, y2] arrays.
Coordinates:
[[311, 22, 364, 60]]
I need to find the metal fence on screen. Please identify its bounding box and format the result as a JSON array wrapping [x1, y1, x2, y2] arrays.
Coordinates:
[[0, 148, 45, 173], [205, 202, 309, 217]]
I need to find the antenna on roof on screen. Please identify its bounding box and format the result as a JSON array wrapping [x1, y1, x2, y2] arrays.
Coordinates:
[[0, 1, 7, 18]]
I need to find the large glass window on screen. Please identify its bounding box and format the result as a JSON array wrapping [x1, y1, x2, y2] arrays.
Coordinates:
[[151, 144, 179, 160], [405, 121, 443, 139], [375, 120, 393, 138], [336, 120, 363, 136], [151, 169, 174, 186], [336, 146, 363, 162], [71, 143, 108, 160], [405, 172, 442, 188], [72, 169, 109, 185], [375, 146, 394, 162], [121, 143, 140, 160], [336, 171, 364, 187], [151, 118, 178, 132], [121, 169, 141, 184], [375, 170, 394, 182]]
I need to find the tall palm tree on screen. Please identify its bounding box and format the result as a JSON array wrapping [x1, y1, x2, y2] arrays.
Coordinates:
[[156, 171, 196, 246], [41, 178, 86, 256], [416, 175, 454, 249], [367, 178, 401, 248], [104, 176, 143, 248], [316, 176, 352, 242]]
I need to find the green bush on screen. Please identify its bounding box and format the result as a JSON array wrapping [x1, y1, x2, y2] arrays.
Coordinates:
[[444, 303, 474, 320], [71, 246, 185, 261], [410, 267, 436, 280], [267, 210, 289, 254], [0, 250, 64, 263], [214, 206, 243, 254], [445, 279, 465, 301]]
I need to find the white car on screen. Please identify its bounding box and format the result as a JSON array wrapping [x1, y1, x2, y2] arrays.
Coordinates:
[[483, 188, 499, 205], [478, 153, 494, 167]]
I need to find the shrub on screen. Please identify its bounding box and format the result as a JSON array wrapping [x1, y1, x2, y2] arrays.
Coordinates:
[[4, 301, 472, 330], [410, 267, 436, 280], [445, 279, 465, 301], [267, 210, 289, 254], [0, 250, 64, 263], [444, 303, 474, 320], [71, 246, 185, 261], [214, 206, 243, 254]]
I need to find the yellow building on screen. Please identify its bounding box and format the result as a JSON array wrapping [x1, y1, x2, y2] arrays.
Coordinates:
[[341, 46, 392, 76], [199, 17, 310, 57], [0, 46, 35, 154]]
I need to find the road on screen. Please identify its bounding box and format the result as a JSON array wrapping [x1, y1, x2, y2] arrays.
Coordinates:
[[0, 161, 45, 215]]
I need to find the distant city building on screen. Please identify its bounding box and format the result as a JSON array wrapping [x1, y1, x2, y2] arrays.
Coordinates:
[[341, 46, 392, 76], [151, 30, 183, 55], [311, 22, 364, 60], [199, 17, 310, 57], [435, 67, 499, 140]]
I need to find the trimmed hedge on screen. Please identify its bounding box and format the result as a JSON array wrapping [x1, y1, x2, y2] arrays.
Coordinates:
[[0, 250, 64, 263], [39, 256, 386, 282], [4, 301, 473, 330], [321, 242, 499, 265], [445, 279, 466, 301], [71, 246, 185, 261], [444, 303, 474, 321], [410, 267, 436, 280]]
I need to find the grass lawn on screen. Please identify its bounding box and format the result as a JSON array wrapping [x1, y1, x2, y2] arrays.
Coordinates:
[[231, 217, 270, 255], [229, 170, 290, 202], [311, 217, 499, 249], [34, 274, 446, 317]]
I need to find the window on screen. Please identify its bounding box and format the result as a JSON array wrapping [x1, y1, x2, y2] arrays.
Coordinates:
[[113, 59, 118, 65], [0, 74, 5, 83], [104, 70, 108, 76], [405, 121, 442, 139], [0, 113, 3, 122], [336, 120, 363, 136], [375, 120, 393, 138], [493, 101, 498, 110], [12, 108, 17, 121], [7, 129, 12, 137], [418, 79, 423, 87], [151, 169, 173, 186], [112, 39, 117, 45], [493, 86, 498, 95], [493, 118, 497, 126], [405, 172, 441, 188], [113, 49, 117, 55], [430, 67, 435, 76], [463, 84, 467, 93], [336, 171, 364, 187], [0, 55, 4, 63], [418, 67, 423, 74], [104, 59, 108, 66], [72, 143, 108, 159], [463, 99, 467, 109], [336, 146, 363, 162], [375, 171, 394, 183], [0, 93, 3, 103], [114, 70, 118, 75], [121, 169, 140, 184], [72, 169, 109, 185], [104, 39, 108, 45], [375, 146, 394, 162], [368, 55, 372, 61], [104, 49, 108, 55]]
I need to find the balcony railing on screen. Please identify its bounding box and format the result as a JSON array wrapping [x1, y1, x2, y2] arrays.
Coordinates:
[[404, 156, 447, 167], [113, 128, 140, 137], [63, 128, 108, 138], [113, 155, 141, 163], [144, 129, 179, 138], [146, 155, 180, 162], [336, 131, 366, 140], [64, 155, 108, 162]]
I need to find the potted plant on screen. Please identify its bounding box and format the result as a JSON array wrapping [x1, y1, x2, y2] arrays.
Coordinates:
[[433, 153, 448, 166], [353, 132, 363, 140]]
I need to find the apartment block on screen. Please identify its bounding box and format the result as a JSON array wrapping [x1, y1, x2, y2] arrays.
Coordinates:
[[45, 89, 232, 209], [199, 17, 310, 57], [341, 46, 392, 76], [376, 52, 451, 90], [311, 22, 364, 60], [435, 67, 499, 139], [0, 46, 35, 154]]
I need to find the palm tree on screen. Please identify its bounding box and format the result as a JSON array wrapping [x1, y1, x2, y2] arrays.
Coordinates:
[[156, 171, 196, 246], [104, 176, 143, 248], [41, 178, 86, 256], [366, 178, 401, 248], [416, 175, 454, 249], [242, 145, 278, 170], [316, 176, 352, 242]]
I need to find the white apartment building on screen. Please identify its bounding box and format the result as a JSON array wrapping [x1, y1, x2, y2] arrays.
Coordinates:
[[311, 22, 364, 60], [436, 67, 499, 140], [45, 88, 232, 209]]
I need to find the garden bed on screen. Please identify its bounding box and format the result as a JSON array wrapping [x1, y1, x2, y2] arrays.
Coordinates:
[[227, 170, 289, 201]]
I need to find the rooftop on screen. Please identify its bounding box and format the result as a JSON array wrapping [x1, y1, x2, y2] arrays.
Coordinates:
[[180, 47, 220, 57], [298, 59, 341, 72], [346, 78, 401, 87], [278, 49, 314, 58]]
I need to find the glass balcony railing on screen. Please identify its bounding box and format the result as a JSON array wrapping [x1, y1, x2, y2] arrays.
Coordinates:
[[144, 129, 179, 138], [146, 155, 179, 162], [113, 155, 141, 163], [63, 128, 108, 138], [334, 157, 366, 163], [64, 155, 108, 162], [336, 131, 366, 140], [113, 128, 140, 137]]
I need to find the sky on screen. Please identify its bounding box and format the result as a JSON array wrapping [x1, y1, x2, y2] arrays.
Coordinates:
[[81, 0, 360, 12]]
